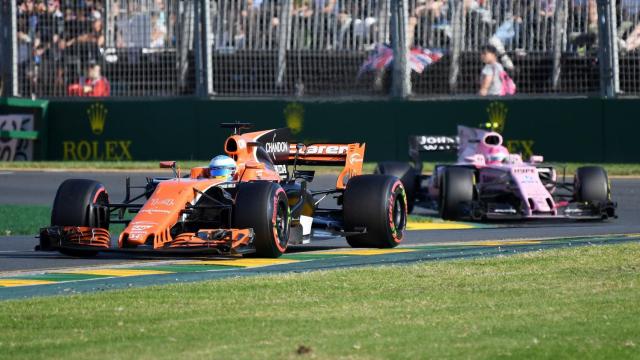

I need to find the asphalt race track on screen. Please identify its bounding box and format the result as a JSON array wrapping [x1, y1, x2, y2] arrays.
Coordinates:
[[0, 170, 639, 298]]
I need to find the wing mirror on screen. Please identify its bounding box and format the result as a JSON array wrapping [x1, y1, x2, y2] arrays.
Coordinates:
[[159, 161, 179, 177], [529, 155, 544, 164]]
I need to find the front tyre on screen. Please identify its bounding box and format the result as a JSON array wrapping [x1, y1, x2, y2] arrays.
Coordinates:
[[234, 182, 290, 258], [440, 167, 475, 220], [574, 166, 610, 203], [344, 175, 407, 248], [51, 179, 110, 257]]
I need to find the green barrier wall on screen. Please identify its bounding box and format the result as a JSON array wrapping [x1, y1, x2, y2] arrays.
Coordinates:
[[36, 98, 640, 163]]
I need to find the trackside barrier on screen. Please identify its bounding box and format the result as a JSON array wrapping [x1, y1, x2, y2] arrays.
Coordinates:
[[19, 98, 640, 163]]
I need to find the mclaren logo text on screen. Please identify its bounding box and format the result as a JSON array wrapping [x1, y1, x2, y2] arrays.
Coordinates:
[[305, 145, 349, 155]]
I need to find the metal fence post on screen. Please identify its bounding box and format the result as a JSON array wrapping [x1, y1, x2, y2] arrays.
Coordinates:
[[552, 0, 568, 91], [0, 1, 7, 97], [610, 1, 620, 94], [596, 0, 618, 98], [202, 0, 214, 96], [179, 0, 195, 94], [390, 0, 410, 98], [276, 0, 292, 88], [0, 0, 17, 97], [104, 0, 112, 48], [448, 0, 465, 93], [194, 0, 206, 97]]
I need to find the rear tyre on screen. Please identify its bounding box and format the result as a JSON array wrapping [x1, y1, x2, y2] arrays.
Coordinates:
[[440, 167, 475, 220], [234, 182, 290, 258], [344, 175, 407, 248], [375, 162, 417, 213], [51, 179, 110, 257], [574, 166, 610, 203]]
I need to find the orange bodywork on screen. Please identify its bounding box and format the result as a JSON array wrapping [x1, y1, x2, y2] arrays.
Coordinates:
[[57, 226, 111, 248], [119, 178, 228, 248], [168, 228, 254, 249]]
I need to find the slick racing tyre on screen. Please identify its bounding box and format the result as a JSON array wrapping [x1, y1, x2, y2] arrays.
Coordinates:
[[343, 175, 407, 248], [440, 167, 475, 220], [574, 166, 610, 203], [234, 182, 290, 258], [51, 179, 110, 257], [374, 162, 417, 213]]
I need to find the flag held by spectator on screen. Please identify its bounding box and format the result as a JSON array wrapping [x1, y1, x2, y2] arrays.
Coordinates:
[[358, 44, 443, 77]]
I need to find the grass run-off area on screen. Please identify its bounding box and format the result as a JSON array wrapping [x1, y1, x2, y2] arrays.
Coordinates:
[[0, 205, 50, 236], [1, 244, 639, 359], [0, 205, 130, 236], [2, 161, 640, 176]]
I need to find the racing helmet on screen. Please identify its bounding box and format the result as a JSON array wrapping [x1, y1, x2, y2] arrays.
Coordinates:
[[485, 145, 509, 165], [476, 132, 509, 165], [209, 155, 237, 179]]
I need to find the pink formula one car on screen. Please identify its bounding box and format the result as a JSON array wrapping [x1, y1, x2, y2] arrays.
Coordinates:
[[376, 126, 617, 221]]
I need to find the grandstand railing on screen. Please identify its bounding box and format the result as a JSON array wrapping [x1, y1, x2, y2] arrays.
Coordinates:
[[0, 0, 636, 99]]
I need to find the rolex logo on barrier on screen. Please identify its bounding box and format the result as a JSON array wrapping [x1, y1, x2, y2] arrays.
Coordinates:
[[484, 102, 536, 159], [88, 103, 107, 135], [284, 103, 304, 135], [62, 103, 133, 161], [485, 102, 507, 133]]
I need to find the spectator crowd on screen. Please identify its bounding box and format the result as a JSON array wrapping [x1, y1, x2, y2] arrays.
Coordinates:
[[10, 0, 640, 97], [15, 0, 173, 97]]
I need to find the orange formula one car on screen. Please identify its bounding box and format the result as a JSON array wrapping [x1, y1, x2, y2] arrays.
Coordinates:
[[38, 123, 407, 258]]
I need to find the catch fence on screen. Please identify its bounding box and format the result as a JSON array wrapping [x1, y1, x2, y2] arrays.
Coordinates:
[[0, 0, 637, 99]]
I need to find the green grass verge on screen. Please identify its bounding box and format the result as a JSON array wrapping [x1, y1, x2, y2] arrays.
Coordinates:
[[0, 205, 50, 236], [1, 244, 639, 359], [0, 205, 127, 236], [2, 161, 640, 176]]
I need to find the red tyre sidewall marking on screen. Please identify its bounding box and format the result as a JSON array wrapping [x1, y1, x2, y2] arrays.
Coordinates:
[[272, 187, 287, 253], [93, 187, 107, 204], [388, 180, 406, 243]]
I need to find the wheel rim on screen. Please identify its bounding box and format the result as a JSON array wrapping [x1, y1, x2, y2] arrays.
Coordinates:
[[274, 201, 289, 250], [392, 194, 406, 232]]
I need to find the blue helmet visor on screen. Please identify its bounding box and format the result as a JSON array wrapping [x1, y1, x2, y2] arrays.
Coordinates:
[[210, 166, 234, 177], [488, 154, 506, 163]]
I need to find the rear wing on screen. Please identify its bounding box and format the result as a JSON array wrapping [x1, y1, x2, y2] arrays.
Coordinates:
[[408, 135, 459, 170], [227, 126, 365, 189], [283, 143, 366, 189], [286, 143, 362, 165], [409, 126, 500, 169], [409, 135, 459, 154]]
